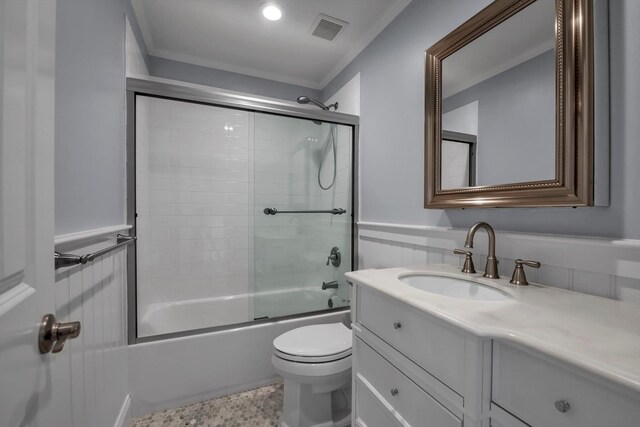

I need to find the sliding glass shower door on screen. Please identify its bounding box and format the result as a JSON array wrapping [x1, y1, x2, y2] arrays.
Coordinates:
[[133, 93, 354, 339], [252, 113, 353, 320]]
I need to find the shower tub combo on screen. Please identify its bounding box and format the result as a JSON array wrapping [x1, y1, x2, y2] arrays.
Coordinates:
[[125, 78, 358, 417]]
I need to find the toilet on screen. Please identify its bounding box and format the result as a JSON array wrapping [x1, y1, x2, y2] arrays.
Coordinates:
[[272, 323, 352, 427]]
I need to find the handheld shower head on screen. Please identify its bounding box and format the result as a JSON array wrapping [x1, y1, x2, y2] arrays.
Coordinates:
[[297, 95, 338, 111]]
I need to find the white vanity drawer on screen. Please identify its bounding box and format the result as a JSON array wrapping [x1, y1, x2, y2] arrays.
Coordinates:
[[355, 337, 462, 427], [492, 341, 640, 427], [356, 286, 466, 394], [355, 377, 402, 427]]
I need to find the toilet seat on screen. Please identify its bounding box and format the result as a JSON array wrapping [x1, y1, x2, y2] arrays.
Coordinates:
[[274, 347, 351, 363], [273, 323, 352, 364]]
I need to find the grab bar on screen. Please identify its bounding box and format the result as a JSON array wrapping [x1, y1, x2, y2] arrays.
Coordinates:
[[263, 208, 346, 215], [55, 234, 136, 269]]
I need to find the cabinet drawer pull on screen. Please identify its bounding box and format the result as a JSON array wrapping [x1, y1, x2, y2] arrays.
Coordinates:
[[393, 322, 402, 329], [555, 400, 571, 413], [390, 388, 399, 397]]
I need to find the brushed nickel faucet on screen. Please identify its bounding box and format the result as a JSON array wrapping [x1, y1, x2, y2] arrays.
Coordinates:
[[464, 222, 500, 279]]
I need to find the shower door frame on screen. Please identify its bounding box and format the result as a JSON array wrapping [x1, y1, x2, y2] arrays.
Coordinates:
[[125, 78, 359, 344]]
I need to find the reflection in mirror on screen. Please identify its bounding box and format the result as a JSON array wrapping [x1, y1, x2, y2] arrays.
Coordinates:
[[440, 0, 556, 189], [441, 131, 476, 189]]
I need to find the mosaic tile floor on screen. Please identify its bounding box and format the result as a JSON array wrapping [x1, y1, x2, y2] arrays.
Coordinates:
[[131, 383, 283, 427]]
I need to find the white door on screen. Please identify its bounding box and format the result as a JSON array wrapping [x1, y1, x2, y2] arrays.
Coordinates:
[[0, 1, 63, 426]]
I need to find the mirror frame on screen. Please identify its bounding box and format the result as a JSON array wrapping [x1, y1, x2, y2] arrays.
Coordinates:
[[424, 0, 594, 208]]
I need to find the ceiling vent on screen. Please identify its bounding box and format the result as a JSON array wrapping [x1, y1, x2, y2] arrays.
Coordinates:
[[310, 14, 348, 41]]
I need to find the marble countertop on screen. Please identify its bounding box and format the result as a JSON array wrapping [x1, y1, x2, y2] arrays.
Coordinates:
[[345, 264, 640, 394]]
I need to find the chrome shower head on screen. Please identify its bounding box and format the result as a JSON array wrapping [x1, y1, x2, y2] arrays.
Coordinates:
[[297, 95, 338, 111]]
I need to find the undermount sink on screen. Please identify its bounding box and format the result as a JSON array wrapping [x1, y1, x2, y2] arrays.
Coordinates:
[[399, 274, 510, 301]]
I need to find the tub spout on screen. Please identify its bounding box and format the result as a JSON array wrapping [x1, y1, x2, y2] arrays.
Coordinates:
[[322, 281, 339, 290]]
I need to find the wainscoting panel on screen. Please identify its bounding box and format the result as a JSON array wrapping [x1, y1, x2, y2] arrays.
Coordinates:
[[54, 225, 131, 427], [358, 222, 640, 303]]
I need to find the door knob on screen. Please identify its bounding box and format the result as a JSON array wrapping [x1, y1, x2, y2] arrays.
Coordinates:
[[38, 314, 81, 354]]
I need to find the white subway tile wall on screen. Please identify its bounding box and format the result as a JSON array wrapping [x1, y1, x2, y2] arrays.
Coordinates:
[[136, 97, 353, 335]]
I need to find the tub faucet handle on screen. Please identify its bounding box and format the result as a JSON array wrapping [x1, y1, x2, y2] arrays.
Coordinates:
[[326, 247, 341, 267], [454, 249, 476, 274]]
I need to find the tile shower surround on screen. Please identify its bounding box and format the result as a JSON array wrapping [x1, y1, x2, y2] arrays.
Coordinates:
[[136, 97, 352, 324]]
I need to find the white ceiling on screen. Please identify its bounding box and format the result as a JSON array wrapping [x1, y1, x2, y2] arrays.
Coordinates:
[[442, 0, 555, 98], [132, 0, 411, 89]]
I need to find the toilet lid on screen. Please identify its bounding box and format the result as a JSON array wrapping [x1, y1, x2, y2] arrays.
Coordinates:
[[273, 323, 352, 361]]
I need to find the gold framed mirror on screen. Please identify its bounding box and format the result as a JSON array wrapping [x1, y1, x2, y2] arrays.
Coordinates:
[[424, 0, 594, 208]]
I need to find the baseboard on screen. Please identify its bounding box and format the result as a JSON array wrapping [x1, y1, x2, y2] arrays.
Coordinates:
[[114, 394, 131, 427]]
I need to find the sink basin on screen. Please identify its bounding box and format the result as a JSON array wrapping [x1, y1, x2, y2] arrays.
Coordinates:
[[400, 274, 510, 301]]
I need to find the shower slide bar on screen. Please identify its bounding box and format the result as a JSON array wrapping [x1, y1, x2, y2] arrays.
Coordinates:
[[263, 208, 346, 216], [54, 234, 136, 269]]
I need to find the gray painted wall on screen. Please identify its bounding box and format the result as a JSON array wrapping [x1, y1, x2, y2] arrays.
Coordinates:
[[55, 0, 141, 234], [54, 0, 318, 235], [443, 49, 556, 185], [323, 0, 640, 239], [149, 56, 322, 102]]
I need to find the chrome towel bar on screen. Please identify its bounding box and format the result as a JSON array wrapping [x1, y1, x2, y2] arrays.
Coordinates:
[[263, 208, 346, 215], [54, 234, 136, 269]]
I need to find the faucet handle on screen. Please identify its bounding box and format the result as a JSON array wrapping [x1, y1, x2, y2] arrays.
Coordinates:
[[453, 249, 476, 274], [510, 259, 541, 286]]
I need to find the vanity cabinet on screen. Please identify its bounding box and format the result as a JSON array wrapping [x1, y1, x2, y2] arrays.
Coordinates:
[[492, 342, 639, 427], [351, 284, 640, 427], [357, 283, 466, 394]]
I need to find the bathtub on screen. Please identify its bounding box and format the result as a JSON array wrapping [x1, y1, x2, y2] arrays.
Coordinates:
[[129, 309, 350, 417], [138, 287, 347, 337]]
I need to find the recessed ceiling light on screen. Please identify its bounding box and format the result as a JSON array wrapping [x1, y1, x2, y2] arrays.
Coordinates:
[[261, 3, 283, 21]]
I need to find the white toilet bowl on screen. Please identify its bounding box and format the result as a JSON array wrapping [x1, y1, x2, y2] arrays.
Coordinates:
[[272, 323, 352, 427]]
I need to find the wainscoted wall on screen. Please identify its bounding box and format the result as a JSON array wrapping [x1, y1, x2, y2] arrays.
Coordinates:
[[54, 226, 132, 427], [358, 222, 640, 304]]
